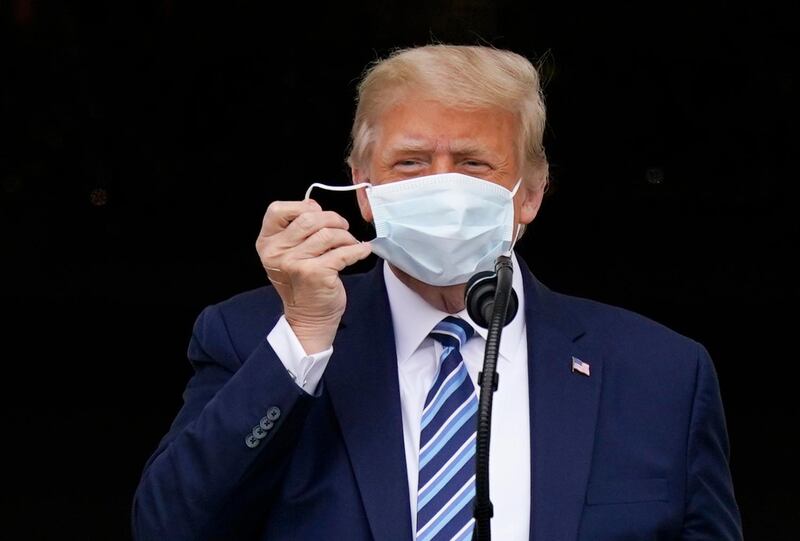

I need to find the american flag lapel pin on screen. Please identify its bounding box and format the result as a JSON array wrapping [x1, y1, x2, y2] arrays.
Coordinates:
[[571, 356, 591, 377]]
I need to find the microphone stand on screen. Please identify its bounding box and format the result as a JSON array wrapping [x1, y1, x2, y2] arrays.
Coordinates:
[[466, 255, 516, 541]]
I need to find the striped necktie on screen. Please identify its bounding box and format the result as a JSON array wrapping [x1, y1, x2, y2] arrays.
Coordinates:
[[416, 316, 477, 541]]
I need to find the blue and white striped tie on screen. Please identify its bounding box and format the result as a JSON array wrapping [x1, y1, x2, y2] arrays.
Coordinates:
[[416, 316, 477, 541]]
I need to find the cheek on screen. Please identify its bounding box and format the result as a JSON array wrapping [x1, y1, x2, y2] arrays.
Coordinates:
[[356, 190, 374, 222]]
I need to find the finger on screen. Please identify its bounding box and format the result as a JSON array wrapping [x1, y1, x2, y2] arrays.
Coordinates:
[[280, 210, 350, 245], [293, 228, 361, 258], [315, 241, 373, 273], [259, 199, 322, 237]]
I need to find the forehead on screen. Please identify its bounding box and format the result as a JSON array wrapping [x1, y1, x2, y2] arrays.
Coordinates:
[[373, 94, 520, 156]]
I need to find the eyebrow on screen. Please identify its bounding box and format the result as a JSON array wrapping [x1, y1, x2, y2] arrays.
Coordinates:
[[383, 137, 495, 158]]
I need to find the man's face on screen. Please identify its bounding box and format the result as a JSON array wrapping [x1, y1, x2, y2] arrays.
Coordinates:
[[353, 92, 542, 230]]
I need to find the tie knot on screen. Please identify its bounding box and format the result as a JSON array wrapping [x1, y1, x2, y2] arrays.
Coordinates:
[[429, 316, 474, 349]]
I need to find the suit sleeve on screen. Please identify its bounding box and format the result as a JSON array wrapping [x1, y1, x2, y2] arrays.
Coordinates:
[[132, 303, 319, 540], [681, 344, 743, 540]]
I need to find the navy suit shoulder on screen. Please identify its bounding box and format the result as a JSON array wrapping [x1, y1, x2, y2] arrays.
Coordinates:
[[551, 286, 701, 352]]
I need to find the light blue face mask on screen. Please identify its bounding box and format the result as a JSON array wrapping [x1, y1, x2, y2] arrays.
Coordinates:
[[305, 172, 523, 286]]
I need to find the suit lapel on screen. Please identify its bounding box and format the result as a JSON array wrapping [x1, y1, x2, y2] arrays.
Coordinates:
[[519, 260, 603, 541], [324, 263, 413, 541]]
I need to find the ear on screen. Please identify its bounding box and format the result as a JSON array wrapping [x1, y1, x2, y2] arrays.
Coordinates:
[[518, 182, 544, 225], [352, 166, 373, 222]]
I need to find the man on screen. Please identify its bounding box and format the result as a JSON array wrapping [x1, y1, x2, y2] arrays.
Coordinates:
[[133, 45, 742, 540]]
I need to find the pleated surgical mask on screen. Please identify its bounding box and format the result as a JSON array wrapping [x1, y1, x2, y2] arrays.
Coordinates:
[[305, 172, 522, 286]]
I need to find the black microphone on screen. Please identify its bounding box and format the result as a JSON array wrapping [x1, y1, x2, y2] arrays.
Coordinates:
[[464, 255, 518, 541], [465, 262, 519, 329]]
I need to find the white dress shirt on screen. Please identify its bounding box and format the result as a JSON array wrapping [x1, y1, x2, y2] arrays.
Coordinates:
[[267, 256, 531, 540]]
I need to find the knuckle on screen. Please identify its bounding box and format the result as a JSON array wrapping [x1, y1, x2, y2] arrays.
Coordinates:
[[325, 211, 346, 227], [316, 227, 333, 244], [338, 253, 351, 267], [256, 236, 276, 257], [265, 200, 283, 217], [295, 213, 316, 231], [256, 238, 269, 256], [321, 274, 339, 289], [262, 249, 280, 266]]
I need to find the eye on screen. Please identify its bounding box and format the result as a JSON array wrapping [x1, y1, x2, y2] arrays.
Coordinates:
[[394, 159, 426, 171], [462, 160, 492, 171]]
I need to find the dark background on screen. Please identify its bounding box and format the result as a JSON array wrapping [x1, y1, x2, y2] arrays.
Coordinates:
[[2, 0, 797, 538]]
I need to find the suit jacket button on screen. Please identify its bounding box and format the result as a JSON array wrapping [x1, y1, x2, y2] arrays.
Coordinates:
[[245, 434, 260, 448], [259, 417, 275, 431], [266, 406, 281, 421], [252, 425, 268, 439]]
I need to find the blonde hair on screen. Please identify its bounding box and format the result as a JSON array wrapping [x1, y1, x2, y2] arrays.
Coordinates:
[[347, 44, 549, 191]]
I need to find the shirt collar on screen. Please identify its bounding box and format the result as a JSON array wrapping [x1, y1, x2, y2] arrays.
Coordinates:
[[383, 253, 526, 364]]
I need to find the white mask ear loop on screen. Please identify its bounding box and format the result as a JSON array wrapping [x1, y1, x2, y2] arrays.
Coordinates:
[[304, 182, 372, 201], [510, 177, 523, 197], [503, 177, 525, 256]]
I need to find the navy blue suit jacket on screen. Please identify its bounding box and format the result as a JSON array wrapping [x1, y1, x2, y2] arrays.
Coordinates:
[[133, 256, 741, 540]]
